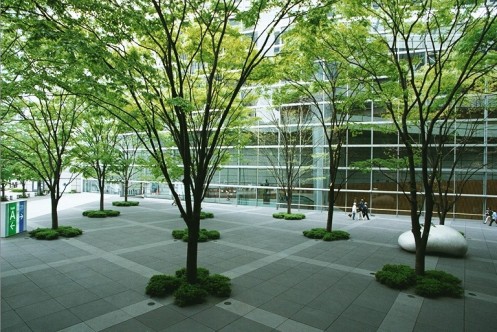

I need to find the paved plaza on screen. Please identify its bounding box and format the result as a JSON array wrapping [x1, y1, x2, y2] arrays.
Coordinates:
[[1, 193, 497, 331]]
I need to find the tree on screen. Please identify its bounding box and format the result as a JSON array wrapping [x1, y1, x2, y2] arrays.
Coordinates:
[[332, 0, 497, 274], [273, 16, 368, 230], [46, 0, 316, 284], [11, 159, 38, 197], [0, 150, 16, 201], [72, 108, 121, 211], [1, 89, 85, 229], [112, 133, 145, 202], [259, 99, 314, 214], [1, 0, 93, 228]]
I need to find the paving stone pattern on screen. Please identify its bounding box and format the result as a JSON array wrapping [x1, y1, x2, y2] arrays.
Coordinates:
[[1, 193, 497, 331]]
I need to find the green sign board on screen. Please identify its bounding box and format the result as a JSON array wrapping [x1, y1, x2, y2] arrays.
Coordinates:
[[1, 200, 27, 237], [7, 202, 17, 236]]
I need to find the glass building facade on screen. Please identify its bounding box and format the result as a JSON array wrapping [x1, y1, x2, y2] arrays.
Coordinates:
[[82, 97, 497, 221]]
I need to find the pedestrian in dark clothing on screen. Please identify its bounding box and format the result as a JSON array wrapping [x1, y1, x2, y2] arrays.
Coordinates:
[[362, 202, 370, 220], [490, 210, 497, 226], [358, 199, 365, 220]]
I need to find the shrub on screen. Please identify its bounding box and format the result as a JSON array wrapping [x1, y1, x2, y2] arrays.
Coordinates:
[[104, 210, 120, 217], [200, 211, 214, 219], [423, 270, 461, 285], [273, 212, 306, 220], [30, 228, 59, 240], [284, 213, 306, 220], [11, 188, 25, 193], [82, 210, 120, 218], [172, 229, 187, 240], [323, 230, 350, 241], [375, 264, 417, 289], [376, 265, 463, 298], [29, 226, 83, 240], [303, 228, 327, 239], [415, 270, 463, 298], [57, 226, 83, 238], [146, 275, 182, 297], [112, 201, 140, 207], [303, 228, 350, 241], [173, 229, 220, 242], [82, 210, 106, 218], [206, 230, 220, 240], [198, 232, 209, 242], [173, 283, 209, 307], [176, 267, 210, 281], [204, 274, 231, 297], [146, 268, 230, 306]]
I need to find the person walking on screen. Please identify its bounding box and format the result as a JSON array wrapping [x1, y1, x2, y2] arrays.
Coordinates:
[[484, 208, 492, 224], [358, 199, 365, 220], [490, 210, 497, 226], [351, 202, 357, 220], [362, 202, 370, 220]]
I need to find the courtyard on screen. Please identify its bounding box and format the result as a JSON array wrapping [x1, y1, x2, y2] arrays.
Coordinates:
[[1, 193, 497, 331]]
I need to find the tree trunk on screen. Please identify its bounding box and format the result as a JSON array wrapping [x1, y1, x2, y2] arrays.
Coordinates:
[[37, 180, 43, 196], [21, 180, 27, 197], [50, 190, 59, 229], [439, 214, 446, 225], [185, 204, 201, 284], [415, 242, 426, 276], [124, 180, 129, 202], [1, 183, 6, 200], [186, 226, 199, 284], [326, 182, 334, 232], [286, 190, 292, 214], [98, 174, 105, 211], [99, 189, 105, 211]]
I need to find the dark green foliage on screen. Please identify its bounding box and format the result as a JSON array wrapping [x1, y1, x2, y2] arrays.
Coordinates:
[[376, 265, 463, 298], [29, 228, 59, 240], [273, 212, 306, 220], [29, 226, 83, 240], [173, 283, 209, 307], [207, 230, 220, 240], [87, 211, 107, 218], [145, 275, 182, 297], [172, 229, 187, 239], [146, 268, 231, 306], [175, 267, 210, 281], [197, 232, 208, 242], [303, 228, 327, 239], [104, 210, 120, 217], [423, 270, 461, 285], [112, 201, 140, 206], [82, 210, 121, 218], [56, 226, 83, 237], [200, 211, 214, 219], [286, 213, 306, 220], [323, 230, 350, 241], [303, 228, 350, 241], [375, 264, 416, 289], [415, 270, 463, 298], [172, 228, 220, 242], [204, 274, 232, 297]]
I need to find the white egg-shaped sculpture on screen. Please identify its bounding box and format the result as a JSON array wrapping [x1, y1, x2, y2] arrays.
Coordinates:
[[398, 225, 468, 257]]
